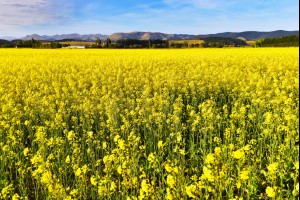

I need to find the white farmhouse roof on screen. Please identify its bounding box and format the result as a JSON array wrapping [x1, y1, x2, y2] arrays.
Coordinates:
[[63, 46, 85, 49]]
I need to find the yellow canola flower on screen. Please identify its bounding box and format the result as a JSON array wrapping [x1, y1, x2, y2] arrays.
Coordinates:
[[67, 130, 76, 141], [87, 131, 93, 139], [75, 168, 82, 177], [243, 144, 251, 151], [267, 162, 278, 174], [117, 165, 122, 174], [266, 186, 276, 198], [176, 132, 182, 143], [70, 189, 78, 197], [205, 153, 215, 164], [114, 135, 120, 142], [30, 154, 43, 165], [102, 142, 107, 149], [82, 164, 88, 174], [186, 184, 197, 198], [179, 149, 185, 155], [214, 147, 221, 156], [1, 184, 13, 199], [229, 144, 234, 150], [140, 179, 153, 197], [90, 176, 97, 186], [166, 188, 173, 200], [295, 183, 299, 193], [202, 166, 214, 182], [118, 139, 126, 150], [141, 180, 149, 192], [172, 166, 179, 174], [103, 155, 111, 164], [263, 112, 273, 125], [65, 155, 70, 164], [12, 193, 20, 200], [147, 153, 157, 164], [23, 148, 30, 157], [167, 175, 176, 188], [158, 140, 164, 149], [41, 171, 52, 185], [233, 149, 244, 159], [230, 196, 243, 200], [165, 163, 173, 173], [110, 181, 117, 191], [236, 181, 241, 189], [239, 169, 250, 180], [294, 161, 299, 170]]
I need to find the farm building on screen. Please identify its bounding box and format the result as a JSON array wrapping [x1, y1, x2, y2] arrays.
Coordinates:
[[63, 45, 85, 49]]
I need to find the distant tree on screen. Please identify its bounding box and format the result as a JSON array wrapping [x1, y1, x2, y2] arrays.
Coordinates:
[[96, 38, 102, 47], [106, 38, 112, 48], [183, 41, 188, 48], [31, 38, 36, 47], [254, 38, 265, 47], [164, 40, 169, 48], [49, 42, 62, 49], [31, 38, 42, 48], [201, 43, 209, 48]]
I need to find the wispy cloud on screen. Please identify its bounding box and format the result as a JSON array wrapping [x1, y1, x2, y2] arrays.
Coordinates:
[[0, 0, 69, 26], [0, 0, 298, 37]]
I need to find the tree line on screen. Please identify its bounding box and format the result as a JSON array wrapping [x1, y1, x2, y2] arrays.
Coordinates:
[[0, 39, 70, 48], [0, 35, 298, 48], [200, 37, 247, 48], [87, 38, 169, 48], [88, 37, 246, 48], [0, 37, 248, 49], [254, 35, 299, 47]]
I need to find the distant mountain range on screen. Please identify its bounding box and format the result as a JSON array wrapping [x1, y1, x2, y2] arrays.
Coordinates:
[[109, 30, 299, 41], [197, 30, 299, 40], [109, 32, 194, 41], [1, 30, 298, 41], [20, 33, 108, 41]]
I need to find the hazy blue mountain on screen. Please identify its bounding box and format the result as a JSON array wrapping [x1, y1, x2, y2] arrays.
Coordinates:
[[196, 30, 299, 40], [109, 30, 298, 41], [21, 33, 108, 41], [8, 30, 299, 41], [0, 36, 17, 41], [109, 32, 193, 40]]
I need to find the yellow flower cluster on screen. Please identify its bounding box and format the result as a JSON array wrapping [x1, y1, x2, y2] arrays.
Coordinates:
[[0, 48, 298, 199]]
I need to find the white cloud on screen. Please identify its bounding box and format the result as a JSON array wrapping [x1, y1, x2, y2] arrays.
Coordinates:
[[0, 0, 68, 27]]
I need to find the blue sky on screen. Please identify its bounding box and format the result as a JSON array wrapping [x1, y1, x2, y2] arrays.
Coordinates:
[[0, 0, 298, 37]]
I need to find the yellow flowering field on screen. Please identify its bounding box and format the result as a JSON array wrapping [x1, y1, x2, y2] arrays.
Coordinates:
[[0, 48, 298, 199]]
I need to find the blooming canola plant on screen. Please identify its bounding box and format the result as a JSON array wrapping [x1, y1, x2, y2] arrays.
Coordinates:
[[0, 48, 298, 199]]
